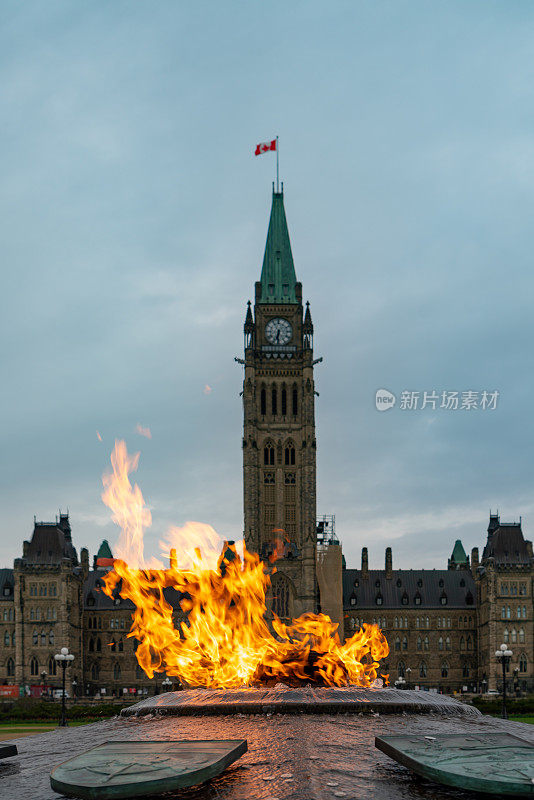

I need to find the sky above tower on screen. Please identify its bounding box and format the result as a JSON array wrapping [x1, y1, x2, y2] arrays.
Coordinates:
[[1, 1, 533, 569]]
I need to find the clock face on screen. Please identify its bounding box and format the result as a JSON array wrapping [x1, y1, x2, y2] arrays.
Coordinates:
[[265, 317, 292, 345]]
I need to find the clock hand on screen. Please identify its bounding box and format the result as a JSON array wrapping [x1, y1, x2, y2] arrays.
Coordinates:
[[276, 329, 280, 342]]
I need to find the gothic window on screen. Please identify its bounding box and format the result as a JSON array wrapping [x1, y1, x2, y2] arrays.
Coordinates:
[[517, 606, 522, 619], [402, 636, 408, 651], [416, 618, 420, 628], [48, 656, 57, 676], [292, 386, 298, 416], [460, 636, 465, 651], [426, 617, 430, 628], [49, 631, 54, 646], [506, 606, 511, 619], [98, 617, 101, 629], [417, 636, 422, 651], [519, 628, 525, 643], [41, 633, 46, 646], [284, 443, 295, 465], [396, 579, 402, 588], [424, 636, 429, 651], [89, 638, 94, 653], [118, 638, 124, 652], [414, 592, 421, 605], [271, 574, 291, 620], [96, 638, 102, 652], [445, 636, 451, 651], [30, 609, 35, 621], [32, 630, 38, 646], [110, 639, 116, 652], [440, 593, 448, 606], [376, 594, 383, 606], [519, 653, 528, 673], [511, 628, 517, 644], [394, 637, 400, 651], [394, 617, 398, 629], [350, 596, 357, 606], [260, 387, 266, 416], [30, 657, 39, 676], [271, 386, 277, 416], [401, 592, 409, 606], [2, 631, 9, 647], [397, 661, 405, 678], [419, 661, 427, 678], [463, 663, 470, 678], [91, 662, 100, 680], [438, 637, 443, 651], [281, 386, 287, 416], [441, 662, 449, 678], [503, 628, 509, 643], [113, 663, 121, 680], [7, 658, 14, 677], [264, 443, 275, 466]]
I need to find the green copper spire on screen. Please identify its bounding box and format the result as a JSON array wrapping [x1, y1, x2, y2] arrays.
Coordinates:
[[259, 189, 298, 303]]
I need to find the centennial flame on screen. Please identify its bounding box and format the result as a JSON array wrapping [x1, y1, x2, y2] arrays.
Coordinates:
[[101, 441, 389, 688]]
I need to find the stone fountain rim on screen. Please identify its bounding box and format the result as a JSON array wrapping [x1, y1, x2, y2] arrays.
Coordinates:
[[121, 686, 481, 718]]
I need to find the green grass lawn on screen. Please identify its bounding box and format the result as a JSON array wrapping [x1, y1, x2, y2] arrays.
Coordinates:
[[0, 720, 96, 740], [507, 714, 534, 724]]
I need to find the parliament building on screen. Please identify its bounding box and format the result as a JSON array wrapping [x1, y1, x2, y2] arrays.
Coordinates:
[[0, 191, 532, 697]]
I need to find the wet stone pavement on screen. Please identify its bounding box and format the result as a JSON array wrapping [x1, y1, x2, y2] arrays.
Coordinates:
[[1, 711, 533, 800]]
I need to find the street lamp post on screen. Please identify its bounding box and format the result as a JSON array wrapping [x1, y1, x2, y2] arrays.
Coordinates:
[[394, 677, 406, 690], [481, 678, 487, 695], [72, 679, 78, 704], [495, 643, 513, 720], [406, 668, 412, 690], [54, 647, 74, 727], [162, 677, 172, 693]]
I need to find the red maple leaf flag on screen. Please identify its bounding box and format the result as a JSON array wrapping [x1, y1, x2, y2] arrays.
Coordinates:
[[255, 139, 277, 156]]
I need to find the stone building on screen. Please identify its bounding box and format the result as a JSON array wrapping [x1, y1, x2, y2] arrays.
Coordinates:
[[343, 515, 533, 693], [241, 188, 318, 619]]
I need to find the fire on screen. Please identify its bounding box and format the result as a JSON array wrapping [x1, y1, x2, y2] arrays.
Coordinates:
[[101, 441, 389, 688]]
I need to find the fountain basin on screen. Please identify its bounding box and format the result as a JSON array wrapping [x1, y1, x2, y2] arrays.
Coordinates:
[[121, 686, 481, 717]]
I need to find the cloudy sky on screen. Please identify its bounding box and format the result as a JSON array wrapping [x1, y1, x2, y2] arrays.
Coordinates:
[[1, 1, 533, 571]]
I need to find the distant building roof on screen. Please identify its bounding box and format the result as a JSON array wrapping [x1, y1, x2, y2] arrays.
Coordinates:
[[97, 540, 113, 560], [0, 569, 14, 601], [22, 514, 78, 565], [482, 520, 532, 565], [83, 569, 186, 612], [343, 569, 475, 610], [448, 539, 468, 569]]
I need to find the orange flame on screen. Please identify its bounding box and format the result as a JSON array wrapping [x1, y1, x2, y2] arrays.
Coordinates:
[[101, 441, 388, 688]]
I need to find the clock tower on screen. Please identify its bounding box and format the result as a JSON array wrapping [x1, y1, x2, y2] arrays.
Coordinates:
[[242, 188, 317, 619]]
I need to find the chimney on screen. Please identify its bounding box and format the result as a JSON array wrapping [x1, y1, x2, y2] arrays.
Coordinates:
[[22, 540, 29, 558], [471, 547, 479, 575], [526, 540, 533, 560], [385, 547, 393, 578], [361, 547, 369, 579], [81, 547, 89, 577]]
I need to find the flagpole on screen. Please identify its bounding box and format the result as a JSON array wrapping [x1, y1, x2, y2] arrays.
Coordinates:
[[276, 136, 279, 192]]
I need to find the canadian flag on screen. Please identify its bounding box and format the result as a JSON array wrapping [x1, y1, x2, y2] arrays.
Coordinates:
[[255, 139, 277, 156]]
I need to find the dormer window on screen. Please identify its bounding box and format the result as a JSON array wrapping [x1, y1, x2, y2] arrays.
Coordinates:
[[268, 284, 274, 295], [414, 592, 421, 605], [401, 592, 409, 606], [417, 579, 423, 588], [375, 579, 381, 588], [440, 593, 448, 606], [353, 579, 359, 588], [396, 579, 402, 588], [350, 595, 357, 606], [376, 594, 383, 606], [439, 579, 444, 588]]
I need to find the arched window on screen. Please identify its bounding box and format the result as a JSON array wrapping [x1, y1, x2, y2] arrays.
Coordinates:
[[511, 628, 517, 644], [394, 636, 401, 651], [263, 443, 275, 466], [110, 639, 116, 652], [48, 656, 57, 676], [438, 636, 443, 651], [426, 617, 429, 628], [519, 653, 528, 673], [507, 606, 511, 619], [292, 386, 298, 416], [519, 628, 525, 643], [419, 661, 427, 678], [89, 638, 94, 653], [113, 663, 121, 680], [440, 593, 448, 606], [417, 636, 422, 651], [401, 593, 409, 606], [11, 632, 15, 647], [32, 630, 38, 646], [284, 443, 295, 465], [462, 663, 470, 678], [445, 636, 451, 651], [118, 638, 124, 652], [96, 637, 102, 652], [467, 635, 473, 651], [394, 617, 398, 629], [424, 636, 429, 651], [460, 636, 465, 651], [91, 662, 99, 680], [441, 662, 449, 678], [397, 661, 405, 678], [281, 386, 287, 416], [3, 631, 9, 647], [271, 386, 277, 416], [503, 628, 509, 643], [49, 630, 54, 646], [260, 387, 266, 416], [402, 636, 408, 651], [30, 657, 39, 676], [7, 658, 14, 677], [271, 573, 291, 620], [40, 633, 46, 647]]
